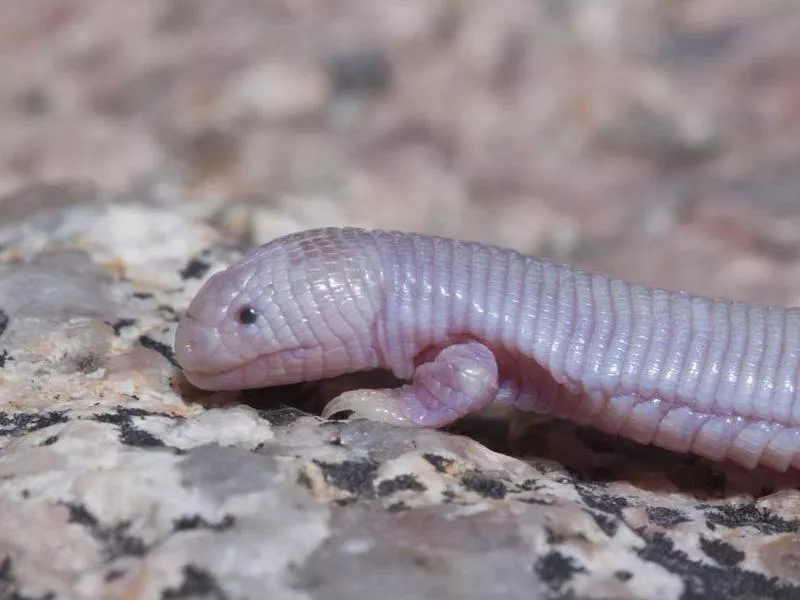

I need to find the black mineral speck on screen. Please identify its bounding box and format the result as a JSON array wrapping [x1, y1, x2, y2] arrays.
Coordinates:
[[0, 309, 8, 338], [132, 291, 154, 300], [41, 435, 59, 446], [615, 570, 633, 582], [0, 410, 68, 436], [518, 478, 542, 492], [173, 514, 235, 532], [139, 335, 179, 367], [162, 565, 229, 600], [0, 350, 10, 367], [637, 529, 799, 599], [76, 353, 103, 374], [158, 305, 180, 321], [314, 459, 378, 496], [699, 537, 746, 567], [705, 503, 800, 535], [258, 407, 306, 427], [574, 484, 629, 517], [65, 502, 99, 528], [441, 489, 456, 502], [422, 453, 453, 473], [91, 407, 173, 448], [112, 318, 137, 335], [572, 485, 629, 537], [461, 473, 507, 499], [377, 474, 426, 496], [64, 502, 147, 560], [179, 257, 212, 280], [647, 506, 692, 529], [588, 511, 619, 537], [535, 550, 585, 592], [545, 527, 588, 545]]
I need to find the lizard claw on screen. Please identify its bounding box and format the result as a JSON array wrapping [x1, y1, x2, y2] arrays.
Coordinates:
[[321, 389, 415, 427], [321, 341, 500, 428]]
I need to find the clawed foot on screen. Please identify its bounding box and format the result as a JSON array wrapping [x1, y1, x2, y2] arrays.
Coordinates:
[[321, 341, 500, 428], [321, 388, 415, 425]]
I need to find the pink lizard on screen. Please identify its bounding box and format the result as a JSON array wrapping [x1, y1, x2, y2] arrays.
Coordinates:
[[174, 227, 800, 471]]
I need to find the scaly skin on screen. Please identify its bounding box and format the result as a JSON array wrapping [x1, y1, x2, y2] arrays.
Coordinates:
[[175, 227, 800, 471]]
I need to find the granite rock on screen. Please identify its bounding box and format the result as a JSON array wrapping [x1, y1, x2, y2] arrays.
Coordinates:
[[0, 194, 799, 599], [3, 2, 800, 599]]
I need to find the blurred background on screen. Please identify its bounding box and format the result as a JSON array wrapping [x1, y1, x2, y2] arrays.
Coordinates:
[[3, 0, 800, 305]]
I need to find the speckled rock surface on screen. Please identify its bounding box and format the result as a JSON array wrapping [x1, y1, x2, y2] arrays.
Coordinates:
[[4, 2, 800, 599], [2, 195, 800, 600]]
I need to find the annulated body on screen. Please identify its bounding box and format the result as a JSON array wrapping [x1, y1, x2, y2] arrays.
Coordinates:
[[175, 227, 800, 471]]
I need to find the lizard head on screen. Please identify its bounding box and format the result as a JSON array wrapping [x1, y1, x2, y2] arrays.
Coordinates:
[[174, 228, 383, 390]]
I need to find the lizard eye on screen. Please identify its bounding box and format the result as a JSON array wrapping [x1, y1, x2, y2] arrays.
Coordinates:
[[235, 305, 259, 325]]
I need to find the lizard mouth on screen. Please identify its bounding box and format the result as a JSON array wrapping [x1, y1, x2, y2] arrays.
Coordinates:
[[180, 345, 309, 391]]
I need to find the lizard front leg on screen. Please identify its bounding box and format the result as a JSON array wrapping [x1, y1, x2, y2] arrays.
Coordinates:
[[321, 341, 499, 427]]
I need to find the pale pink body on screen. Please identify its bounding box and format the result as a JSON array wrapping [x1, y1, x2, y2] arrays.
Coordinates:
[[175, 227, 800, 471]]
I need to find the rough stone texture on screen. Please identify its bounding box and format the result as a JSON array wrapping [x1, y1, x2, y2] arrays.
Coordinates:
[[3, 2, 800, 599]]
